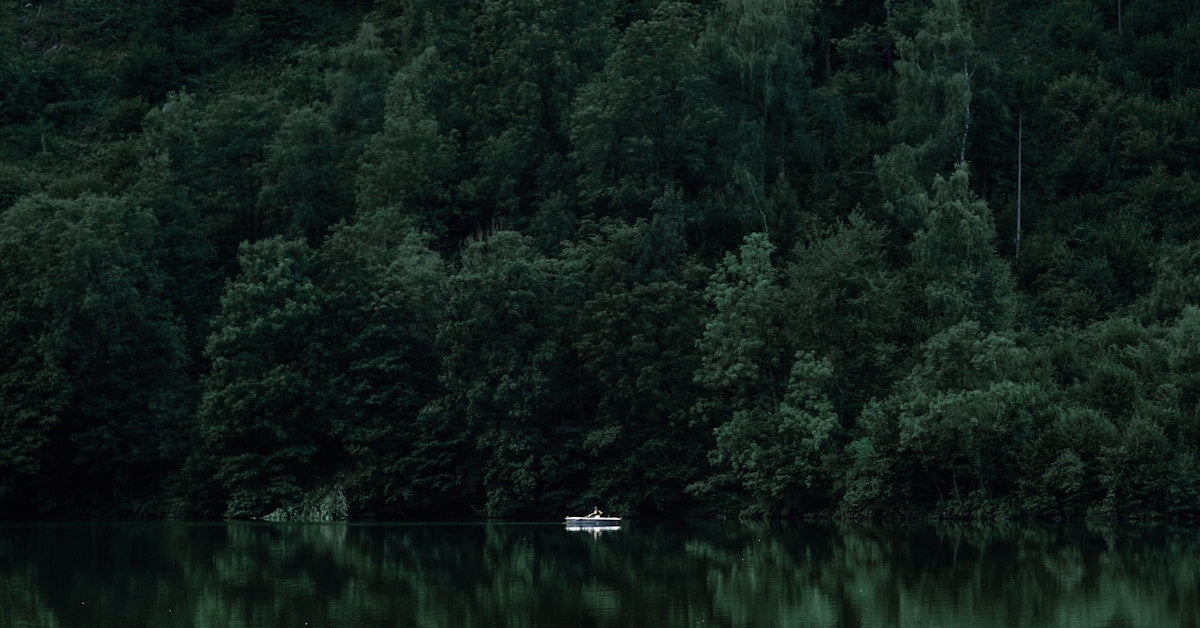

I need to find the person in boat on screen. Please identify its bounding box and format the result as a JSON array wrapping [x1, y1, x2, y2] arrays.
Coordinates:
[[588, 507, 604, 518]]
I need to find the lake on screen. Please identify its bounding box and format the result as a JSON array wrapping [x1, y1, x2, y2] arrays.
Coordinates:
[[1, 520, 1196, 626]]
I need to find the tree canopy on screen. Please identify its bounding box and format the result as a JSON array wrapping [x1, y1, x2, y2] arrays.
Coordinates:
[[3, 0, 1200, 521]]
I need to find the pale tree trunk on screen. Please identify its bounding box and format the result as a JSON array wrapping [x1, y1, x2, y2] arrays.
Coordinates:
[[1015, 111, 1023, 259], [959, 59, 971, 164]]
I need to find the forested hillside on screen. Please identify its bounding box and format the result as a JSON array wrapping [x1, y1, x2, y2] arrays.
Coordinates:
[[3, 0, 1200, 521]]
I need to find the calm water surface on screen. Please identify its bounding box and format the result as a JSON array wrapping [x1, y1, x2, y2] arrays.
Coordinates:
[[1, 520, 1197, 627]]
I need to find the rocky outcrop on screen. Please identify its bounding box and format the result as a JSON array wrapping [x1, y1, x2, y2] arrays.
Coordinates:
[[261, 485, 349, 522]]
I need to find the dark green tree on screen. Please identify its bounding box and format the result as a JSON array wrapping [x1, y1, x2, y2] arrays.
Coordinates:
[[461, 0, 615, 228], [708, 351, 841, 516], [124, 151, 219, 365], [0, 194, 189, 516], [874, 0, 977, 236], [257, 105, 351, 243], [887, 0, 975, 166], [699, 0, 817, 241], [909, 163, 1015, 333], [196, 236, 331, 518], [570, 2, 725, 218], [694, 232, 788, 405], [139, 89, 284, 266], [315, 211, 452, 517], [428, 231, 578, 517], [356, 48, 461, 236], [845, 321, 1046, 516], [786, 213, 908, 415], [564, 218, 708, 515], [692, 232, 805, 512]]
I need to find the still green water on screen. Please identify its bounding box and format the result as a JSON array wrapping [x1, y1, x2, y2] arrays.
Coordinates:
[[1, 520, 1197, 627]]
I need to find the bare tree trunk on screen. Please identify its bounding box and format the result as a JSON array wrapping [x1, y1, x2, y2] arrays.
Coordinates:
[[1016, 111, 1023, 259], [960, 59, 971, 164]]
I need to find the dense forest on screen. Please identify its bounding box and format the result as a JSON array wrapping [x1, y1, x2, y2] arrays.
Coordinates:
[[2, 0, 1200, 521]]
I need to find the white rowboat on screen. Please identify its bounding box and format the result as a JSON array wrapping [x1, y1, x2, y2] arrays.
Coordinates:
[[564, 516, 621, 526]]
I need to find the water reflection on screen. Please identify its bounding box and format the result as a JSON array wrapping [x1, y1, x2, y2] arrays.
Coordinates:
[[565, 525, 621, 536], [0, 520, 1197, 626]]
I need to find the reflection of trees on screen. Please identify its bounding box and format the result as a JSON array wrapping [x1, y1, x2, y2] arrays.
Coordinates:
[[682, 521, 1200, 627], [0, 522, 1197, 625]]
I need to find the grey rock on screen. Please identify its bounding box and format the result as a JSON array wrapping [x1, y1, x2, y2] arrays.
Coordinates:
[[261, 485, 349, 522]]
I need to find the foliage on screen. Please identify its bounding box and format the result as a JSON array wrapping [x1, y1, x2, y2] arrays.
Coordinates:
[[0, 194, 188, 516], [314, 211, 452, 518], [3, 0, 1200, 521], [196, 237, 329, 518]]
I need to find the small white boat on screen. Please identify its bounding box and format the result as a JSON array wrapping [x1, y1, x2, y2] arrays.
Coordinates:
[[565, 516, 621, 534], [564, 516, 621, 527]]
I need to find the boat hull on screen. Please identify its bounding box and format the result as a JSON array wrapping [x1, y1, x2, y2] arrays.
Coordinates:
[[564, 516, 621, 526]]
